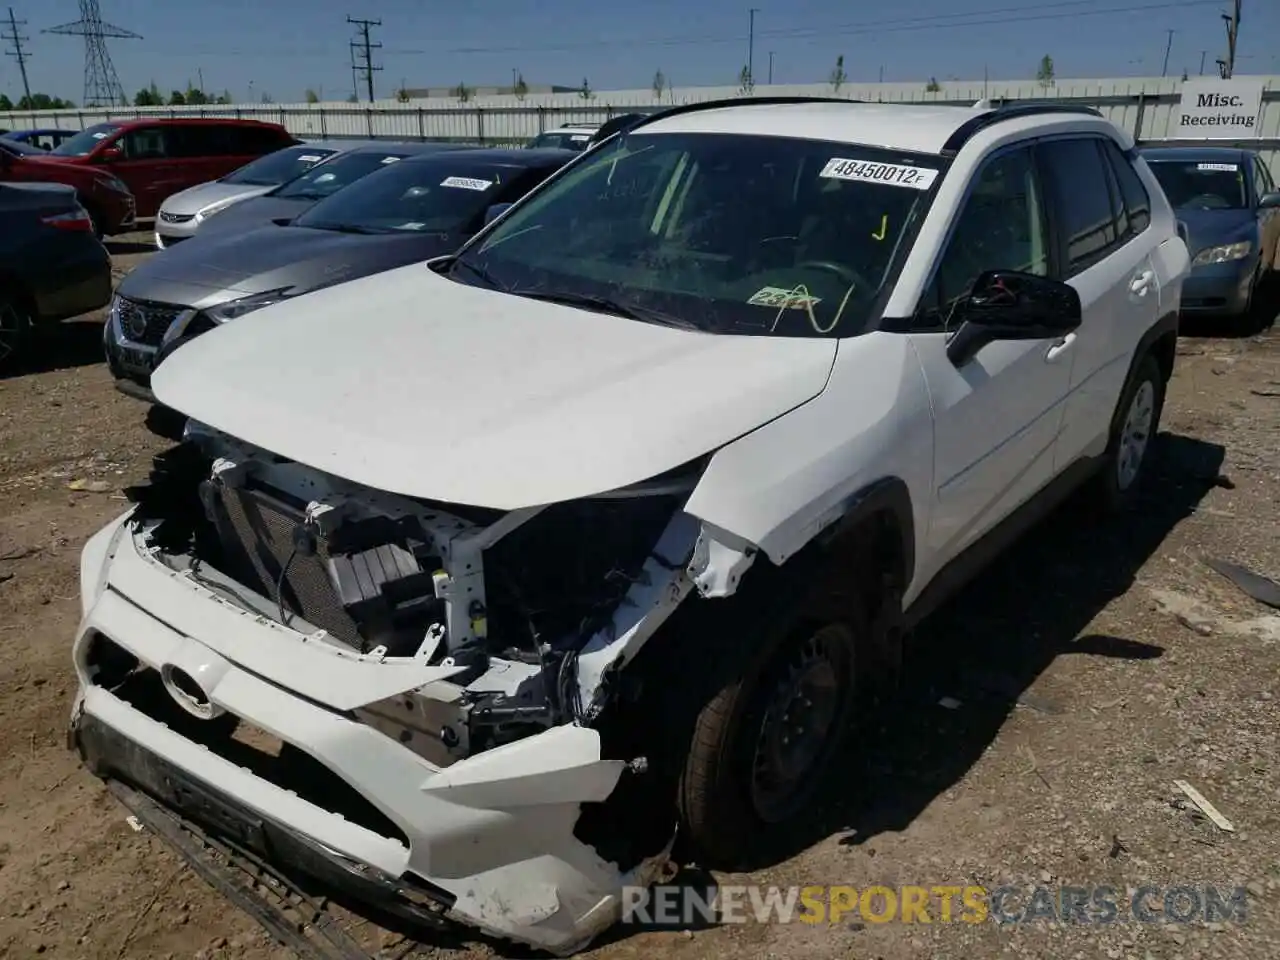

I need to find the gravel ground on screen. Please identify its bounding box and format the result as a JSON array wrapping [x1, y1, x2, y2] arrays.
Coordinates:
[[1, 234, 1278, 959]]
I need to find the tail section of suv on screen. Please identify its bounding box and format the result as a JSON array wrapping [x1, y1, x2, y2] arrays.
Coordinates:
[[44, 118, 297, 220], [70, 99, 1188, 955]]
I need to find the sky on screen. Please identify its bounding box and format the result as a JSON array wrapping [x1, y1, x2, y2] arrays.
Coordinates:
[[3, 0, 1279, 104]]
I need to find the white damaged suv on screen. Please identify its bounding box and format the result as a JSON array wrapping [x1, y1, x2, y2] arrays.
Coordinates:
[[72, 98, 1189, 954]]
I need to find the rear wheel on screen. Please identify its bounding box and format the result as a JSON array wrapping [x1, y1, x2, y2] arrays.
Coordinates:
[[0, 293, 33, 368], [1089, 353, 1165, 513]]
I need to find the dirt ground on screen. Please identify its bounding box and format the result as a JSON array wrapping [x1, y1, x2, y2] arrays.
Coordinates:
[[1, 234, 1278, 960]]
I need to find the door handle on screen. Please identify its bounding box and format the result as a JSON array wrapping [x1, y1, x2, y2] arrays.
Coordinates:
[[1130, 269, 1155, 296], [1045, 332, 1076, 363]]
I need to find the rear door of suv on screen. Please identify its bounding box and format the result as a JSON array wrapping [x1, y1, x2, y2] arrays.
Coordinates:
[[1037, 135, 1162, 471], [103, 122, 186, 218]]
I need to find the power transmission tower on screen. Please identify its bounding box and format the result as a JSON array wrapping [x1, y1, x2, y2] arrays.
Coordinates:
[[1219, 0, 1241, 78], [3, 7, 32, 102], [44, 0, 141, 106], [347, 16, 382, 103]]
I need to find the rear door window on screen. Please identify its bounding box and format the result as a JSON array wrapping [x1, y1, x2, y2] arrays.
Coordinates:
[[1038, 137, 1119, 275], [120, 125, 172, 160], [1101, 140, 1152, 236]]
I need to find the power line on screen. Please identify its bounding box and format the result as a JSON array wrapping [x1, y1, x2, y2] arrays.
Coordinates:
[[2, 6, 32, 101], [435, 0, 1219, 56], [347, 15, 382, 103], [44, 0, 141, 107]]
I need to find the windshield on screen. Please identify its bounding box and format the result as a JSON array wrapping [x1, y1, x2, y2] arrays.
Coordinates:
[[50, 123, 121, 157], [452, 132, 942, 337], [296, 159, 532, 234], [526, 131, 593, 151], [271, 150, 410, 200], [222, 145, 337, 186], [1146, 158, 1248, 210]]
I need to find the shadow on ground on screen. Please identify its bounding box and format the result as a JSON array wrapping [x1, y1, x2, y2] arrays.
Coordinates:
[[0, 317, 107, 380], [105, 237, 157, 256]]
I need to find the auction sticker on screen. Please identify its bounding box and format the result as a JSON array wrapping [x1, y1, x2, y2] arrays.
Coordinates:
[[440, 176, 494, 190], [298, 154, 322, 162], [820, 158, 939, 190], [1196, 162, 1238, 172], [748, 286, 822, 310]]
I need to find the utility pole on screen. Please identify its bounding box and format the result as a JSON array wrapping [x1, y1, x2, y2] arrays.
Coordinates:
[[1161, 29, 1174, 76], [747, 7, 759, 85], [3, 6, 32, 102], [1199, 49, 1206, 75], [767, 51, 774, 84], [1220, 0, 1241, 78], [347, 15, 382, 103]]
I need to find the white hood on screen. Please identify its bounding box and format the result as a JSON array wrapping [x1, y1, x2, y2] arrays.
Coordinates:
[[151, 265, 838, 508]]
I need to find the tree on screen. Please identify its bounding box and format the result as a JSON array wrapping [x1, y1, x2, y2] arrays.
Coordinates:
[[453, 82, 473, 103], [260, 91, 274, 104], [134, 83, 162, 107], [579, 77, 593, 100], [1036, 54, 1055, 89], [185, 84, 209, 105], [829, 54, 847, 93], [0, 94, 11, 111], [513, 72, 528, 100], [652, 69, 666, 100], [16, 93, 74, 110], [395, 86, 411, 103], [168, 90, 186, 106], [738, 65, 754, 95], [304, 88, 320, 104], [925, 77, 942, 93], [217, 89, 233, 104]]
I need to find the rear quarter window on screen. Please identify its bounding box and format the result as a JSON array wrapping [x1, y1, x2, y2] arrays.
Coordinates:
[[1100, 139, 1151, 237], [1038, 137, 1119, 276]]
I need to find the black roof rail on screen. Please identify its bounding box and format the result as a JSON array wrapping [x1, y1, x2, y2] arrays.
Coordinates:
[[940, 102, 1104, 156], [621, 95, 867, 134]]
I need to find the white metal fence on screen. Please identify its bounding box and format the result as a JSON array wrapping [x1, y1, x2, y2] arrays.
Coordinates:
[[4, 75, 1279, 166]]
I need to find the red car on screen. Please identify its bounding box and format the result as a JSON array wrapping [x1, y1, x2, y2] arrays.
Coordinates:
[[40, 118, 297, 222], [0, 136, 136, 236]]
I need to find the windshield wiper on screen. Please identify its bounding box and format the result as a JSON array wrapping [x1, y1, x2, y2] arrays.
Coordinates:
[[449, 256, 507, 290], [511, 289, 701, 330], [304, 222, 394, 235]]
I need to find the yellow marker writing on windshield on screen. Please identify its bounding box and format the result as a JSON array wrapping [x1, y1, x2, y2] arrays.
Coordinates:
[[872, 214, 888, 241]]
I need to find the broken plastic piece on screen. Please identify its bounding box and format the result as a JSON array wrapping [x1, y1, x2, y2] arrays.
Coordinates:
[[1174, 779, 1234, 832]]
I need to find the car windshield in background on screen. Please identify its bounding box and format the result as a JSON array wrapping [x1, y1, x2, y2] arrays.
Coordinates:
[[455, 132, 942, 338], [295, 159, 521, 234], [50, 123, 122, 157], [527, 132, 593, 150], [1146, 159, 1248, 210], [272, 150, 410, 200], [222, 145, 338, 186]]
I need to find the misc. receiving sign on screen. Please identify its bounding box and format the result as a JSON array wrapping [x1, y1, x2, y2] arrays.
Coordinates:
[[1175, 79, 1264, 139]]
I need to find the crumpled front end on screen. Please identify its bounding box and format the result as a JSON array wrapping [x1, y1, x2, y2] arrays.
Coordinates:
[[69, 424, 753, 953]]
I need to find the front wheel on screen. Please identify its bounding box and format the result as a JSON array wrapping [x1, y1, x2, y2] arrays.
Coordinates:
[[1090, 353, 1165, 513], [677, 604, 866, 869]]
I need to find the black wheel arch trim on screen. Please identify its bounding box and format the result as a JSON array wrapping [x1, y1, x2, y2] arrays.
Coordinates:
[[816, 475, 916, 593]]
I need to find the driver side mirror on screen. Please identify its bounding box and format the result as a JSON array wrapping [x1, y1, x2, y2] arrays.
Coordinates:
[[945, 270, 1082, 367], [1258, 192, 1280, 210], [483, 202, 513, 226]]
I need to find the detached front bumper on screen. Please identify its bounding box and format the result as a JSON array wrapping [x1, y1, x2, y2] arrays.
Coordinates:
[[71, 513, 665, 955]]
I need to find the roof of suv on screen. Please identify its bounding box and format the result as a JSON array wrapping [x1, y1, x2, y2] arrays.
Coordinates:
[[635, 99, 1105, 156]]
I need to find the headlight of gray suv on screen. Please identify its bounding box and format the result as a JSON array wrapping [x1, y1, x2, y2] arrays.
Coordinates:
[[1191, 241, 1252, 267]]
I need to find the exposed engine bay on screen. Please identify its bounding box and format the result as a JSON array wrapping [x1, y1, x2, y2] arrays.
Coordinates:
[[125, 422, 760, 771]]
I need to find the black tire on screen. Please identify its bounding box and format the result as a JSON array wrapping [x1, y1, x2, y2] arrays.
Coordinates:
[[0, 292, 33, 368], [676, 593, 868, 869], [1089, 353, 1165, 514]]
